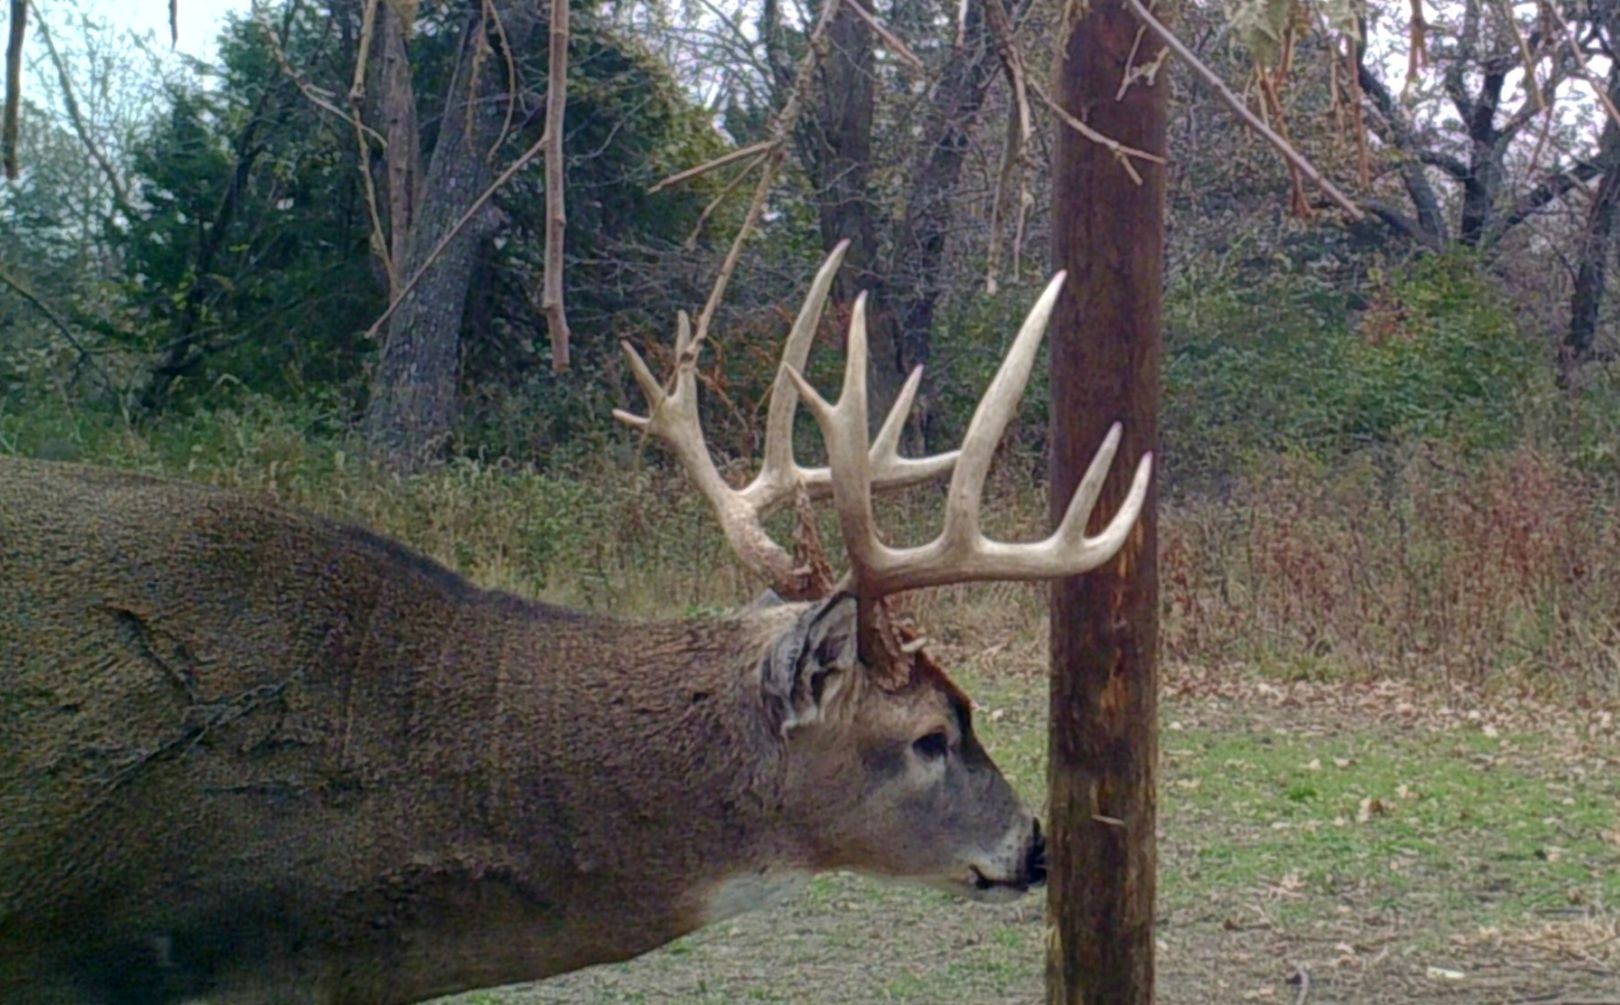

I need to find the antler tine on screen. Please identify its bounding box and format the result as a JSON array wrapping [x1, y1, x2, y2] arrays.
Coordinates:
[[739, 241, 848, 511], [615, 312, 802, 591], [941, 272, 1066, 549], [741, 244, 958, 512], [783, 292, 882, 577], [787, 271, 1154, 600], [1051, 422, 1154, 567]]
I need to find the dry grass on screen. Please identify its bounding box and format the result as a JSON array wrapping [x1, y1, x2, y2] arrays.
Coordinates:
[[1162, 446, 1620, 694]]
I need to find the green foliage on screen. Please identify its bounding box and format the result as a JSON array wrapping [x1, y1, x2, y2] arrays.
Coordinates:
[[110, 12, 381, 408], [1163, 252, 1549, 485]]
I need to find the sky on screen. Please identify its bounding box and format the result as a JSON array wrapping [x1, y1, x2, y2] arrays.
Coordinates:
[[38, 0, 249, 62]]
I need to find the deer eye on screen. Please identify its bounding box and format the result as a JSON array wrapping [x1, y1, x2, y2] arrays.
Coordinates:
[[912, 730, 949, 761]]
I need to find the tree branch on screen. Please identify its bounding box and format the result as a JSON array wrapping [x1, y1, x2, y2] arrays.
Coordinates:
[[35, 14, 136, 218], [0, 263, 122, 400], [541, 0, 570, 372], [1123, 0, 1363, 220]]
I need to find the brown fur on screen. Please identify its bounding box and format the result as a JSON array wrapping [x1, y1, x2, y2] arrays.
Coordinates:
[[0, 457, 1037, 1004]]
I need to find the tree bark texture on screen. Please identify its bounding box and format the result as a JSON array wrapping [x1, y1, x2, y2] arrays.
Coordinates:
[[363, 0, 540, 472], [1046, 1, 1166, 1002], [1567, 24, 1620, 368]]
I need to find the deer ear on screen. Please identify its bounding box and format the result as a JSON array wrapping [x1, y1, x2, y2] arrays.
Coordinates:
[[760, 592, 859, 734]]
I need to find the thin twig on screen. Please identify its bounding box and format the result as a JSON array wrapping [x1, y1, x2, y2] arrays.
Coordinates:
[[255, 9, 387, 146], [364, 126, 550, 342], [542, 0, 571, 372], [35, 14, 135, 217], [690, 0, 845, 348], [1120, 0, 1364, 219], [1495, 0, 1543, 110], [982, 0, 1033, 290], [1544, 2, 1620, 129], [845, 0, 923, 72], [483, 0, 519, 157], [338, 0, 398, 294], [649, 139, 773, 194], [683, 151, 766, 248], [1028, 76, 1163, 185]]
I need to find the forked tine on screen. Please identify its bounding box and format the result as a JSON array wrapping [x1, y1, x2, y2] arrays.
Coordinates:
[[787, 271, 1154, 599]]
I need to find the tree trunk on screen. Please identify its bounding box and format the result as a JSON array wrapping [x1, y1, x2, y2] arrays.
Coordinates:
[[366, 0, 422, 298], [808, 0, 903, 433], [363, 1, 539, 472], [1045, 1, 1165, 1002], [886, 0, 1019, 448], [1567, 56, 1620, 368]]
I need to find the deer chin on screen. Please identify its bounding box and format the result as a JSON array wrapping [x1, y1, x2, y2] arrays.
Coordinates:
[[926, 867, 1038, 904]]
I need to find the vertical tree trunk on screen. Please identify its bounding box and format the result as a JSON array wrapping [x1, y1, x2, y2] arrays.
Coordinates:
[[1045, 1, 1166, 1002], [363, 1, 539, 471], [368, 0, 422, 295], [1567, 57, 1620, 370], [809, 0, 905, 432]]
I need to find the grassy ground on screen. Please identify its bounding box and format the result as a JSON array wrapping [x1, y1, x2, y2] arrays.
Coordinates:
[[440, 637, 1620, 1005], [5, 410, 1619, 1002]]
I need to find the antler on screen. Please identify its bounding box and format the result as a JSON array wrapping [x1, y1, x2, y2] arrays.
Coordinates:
[[614, 241, 958, 598], [783, 271, 1153, 600]]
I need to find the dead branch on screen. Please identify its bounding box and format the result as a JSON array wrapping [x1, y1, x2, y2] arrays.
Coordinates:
[[1121, 0, 1364, 220], [542, 0, 570, 372], [1028, 76, 1164, 185], [0, 263, 121, 401], [689, 0, 845, 349], [4, 0, 24, 179], [649, 139, 773, 194], [343, 0, 398, 294], [683, 151, 766, 248], [845, 0, 923, 72], [364, 127, 550, 342], [981, 0, 1037, 291], [254, 9, 386, 146], [483, 0, 519, 156], [34, 14, 135, 218], [256, 5, 395, 291], [1544, 1, 1620, 129]]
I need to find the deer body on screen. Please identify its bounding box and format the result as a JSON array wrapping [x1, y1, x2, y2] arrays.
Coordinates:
[[0, 457, 1035, 1004], [1, 246, 1147, 1004]]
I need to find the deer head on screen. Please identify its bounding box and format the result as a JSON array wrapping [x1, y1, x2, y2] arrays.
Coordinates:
[[616, 242, 1151, 903]]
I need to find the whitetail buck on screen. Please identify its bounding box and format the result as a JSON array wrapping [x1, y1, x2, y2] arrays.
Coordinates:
[[0, 245, 1149, 1005]]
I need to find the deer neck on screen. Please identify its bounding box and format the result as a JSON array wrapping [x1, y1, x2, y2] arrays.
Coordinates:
[[336, 601, 798, 995]]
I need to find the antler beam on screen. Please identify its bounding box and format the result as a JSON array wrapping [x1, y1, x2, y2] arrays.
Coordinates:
[[784, 272, 1153, 598]]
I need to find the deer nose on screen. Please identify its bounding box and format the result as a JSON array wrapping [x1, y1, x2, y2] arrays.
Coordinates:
[[1025, 819, 1047, 887]]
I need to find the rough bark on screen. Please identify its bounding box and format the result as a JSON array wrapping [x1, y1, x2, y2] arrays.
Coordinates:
[[885, 0, 1011, 447], [364, 0, 422, 298], [1045, 1, 1165, 1002], [1567, 55, 1620, 366], [363, 1, 541, 471]]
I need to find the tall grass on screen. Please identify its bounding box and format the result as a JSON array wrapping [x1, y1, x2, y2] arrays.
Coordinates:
[[4, 399, 1617, 695]]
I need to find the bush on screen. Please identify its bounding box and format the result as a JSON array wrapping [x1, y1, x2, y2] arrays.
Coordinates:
[[1163, 253, 1549, 489]]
